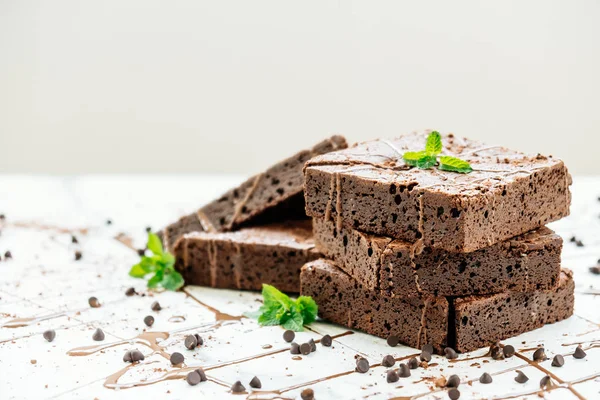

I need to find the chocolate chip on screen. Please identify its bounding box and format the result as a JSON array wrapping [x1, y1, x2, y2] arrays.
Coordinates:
[[151, 301, 161, 311], [231, 381, 245, 393], [249, 376, 261, 389], [533, 347, 546, 361], [123, 351, 132, 362], [290, 342, 300, 354], [194, 334, 203, 346], [382, 355, 395, 368], [301, 388, 314, 400], [355, 357, 370, 373], [137, 249, 146, 257], [4, 251, 12, 259], [386, 369, 399, 383], [185, 335, 199, 350], [398, 363, 411, 378], [503, 345, 515, 358], [106, 219, 112, 225], [420, 351, 432, 362], [479, 372, 493, 384], [446, 374, 460, 388], [43, 329, 56, 342], [143, 315, 154, 327], [540, 375, 554, 389], [283, 330, 295, 343], [408, 357, 419, 369], [448, 388, 460, 400], [321, 334, 332, 347], [170, 352, 184, 365], [490, 343, 504, 360], [300, 343, 311, 355], [92, 328, 105, 341], [551, 354, 564, 367], [186, 371, 201, 386], [573, 345, 587, 359], [308, 338, 317, 352], [125, 287, 136, 296], [589, 265, 600, 275], [75, 251, 83, 261], [576, 240, 584, 247], [195, 368, 207, 382], [123, 349, 144, 363], [88, 297, 100, 308], [422, 344, 434, 354], [387, 335, 399, 347], [515, 370, 529, 383], [71, 235, 78, 244], [0, 214, 5, 220], [444, 347, 458, 360]]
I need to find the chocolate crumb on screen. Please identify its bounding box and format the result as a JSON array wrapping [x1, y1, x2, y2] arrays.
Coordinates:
[[4, 251, 12, 259], [249, 376, 261, 389], [71, 235, 78, 244], [420, 351, 432, 362], [444, 347, 458, 360], [321, 334, 332, 347], [479, 372, 493, 384], [88, 297, 100, 308], [532, 347, 546, 361], [422, 344, 434, 354], [434, 376, 447, 387], [186, 371, 201, 386], [151, 301, 162, 311], [446, 374, 460, 388], [576, 240, 584, 247], [283, 330, 295, 343], [387, 335, 400, 347], [355, 357, 370, 373], [125, 287, 136, 296], [573, 345, 587, 359], [301, 388, 314, 400], [43, 330, 56, 342], [589, 265, 600, 275], [382, 355, 395, 368], [195, 368, 207, 382], [408, 357, 419, 369], [300, 343, 311, 355], [290, 342, 300, 354], [231, 381, 245, 393], [143, 315, 154, 327], [308, 338, 317, 352], [448, 388, 460, 400], [137, 248, 146, 257], [92, 328, 105, 341], [387, 369, 399, 383], [515, 370, 529, 383], [170, 352, 184, 365], [551, 354, 564, 367], [502, 345, 515, 358], [75, 251, 83, 261], [106, 219, 112, 225], [398, 363, 411, 378]]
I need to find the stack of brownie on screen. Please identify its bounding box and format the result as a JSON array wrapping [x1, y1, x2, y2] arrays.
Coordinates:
[[165, 135, 348, 292], [300, 132, 574, 353]]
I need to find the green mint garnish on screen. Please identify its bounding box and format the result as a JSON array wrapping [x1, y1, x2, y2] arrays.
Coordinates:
[[256, 284, 318, 331], [402, 131, 472, 173], [129, 232, 184, 291]]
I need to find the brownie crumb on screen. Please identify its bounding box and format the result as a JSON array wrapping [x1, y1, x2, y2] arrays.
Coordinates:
[[88, 297, 100, 308]]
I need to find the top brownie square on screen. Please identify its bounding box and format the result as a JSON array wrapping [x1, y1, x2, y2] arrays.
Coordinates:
[[304, 131, 571, 253]]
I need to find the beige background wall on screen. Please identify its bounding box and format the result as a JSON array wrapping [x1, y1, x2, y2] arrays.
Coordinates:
[[1, 0, 599, 175]]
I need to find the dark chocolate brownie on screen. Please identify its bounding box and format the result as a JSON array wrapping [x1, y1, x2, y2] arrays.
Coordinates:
[[301, 259, 449, 353], [300, 259, 574, 353], [174, 220, 320, 293], [313, 218, 562, 297], [162, 135, 347, 250], [304, 132, 571, 253]]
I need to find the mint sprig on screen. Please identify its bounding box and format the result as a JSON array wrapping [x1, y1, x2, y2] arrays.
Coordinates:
[[256, 284, 318, 331], [129, 232, 184, 291], [402, 131, 472, 174]]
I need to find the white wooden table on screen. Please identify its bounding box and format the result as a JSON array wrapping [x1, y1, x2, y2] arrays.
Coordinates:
[[0, 175, 598, 400]]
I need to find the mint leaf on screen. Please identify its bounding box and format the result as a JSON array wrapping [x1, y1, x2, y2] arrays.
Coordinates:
[[147, 232, 164, 255], [425, 131, 442, 155], [403, 151, 427, 166], [147, 269, 164, 288], [295, 296, 318, 324], [416, 154, 437, 169], [439, 156, 473, 173], [258, 305, 283, 326], [262, 284, 292, 310], [282, 307, 304, 331], [129, 263, 148, 278], [161, 269, 184, 291]]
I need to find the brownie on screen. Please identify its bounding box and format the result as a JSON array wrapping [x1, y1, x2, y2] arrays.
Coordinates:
[[304, 132, 571, 253], [162, 135, 347, 250], [313, 217, 562, 297], [174, 220, 321, 293], [301, 259, 574, 353], [300, 259, 449, 353]]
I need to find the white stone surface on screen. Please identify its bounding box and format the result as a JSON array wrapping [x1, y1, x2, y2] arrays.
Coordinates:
[[0, 175, 598, 400]]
